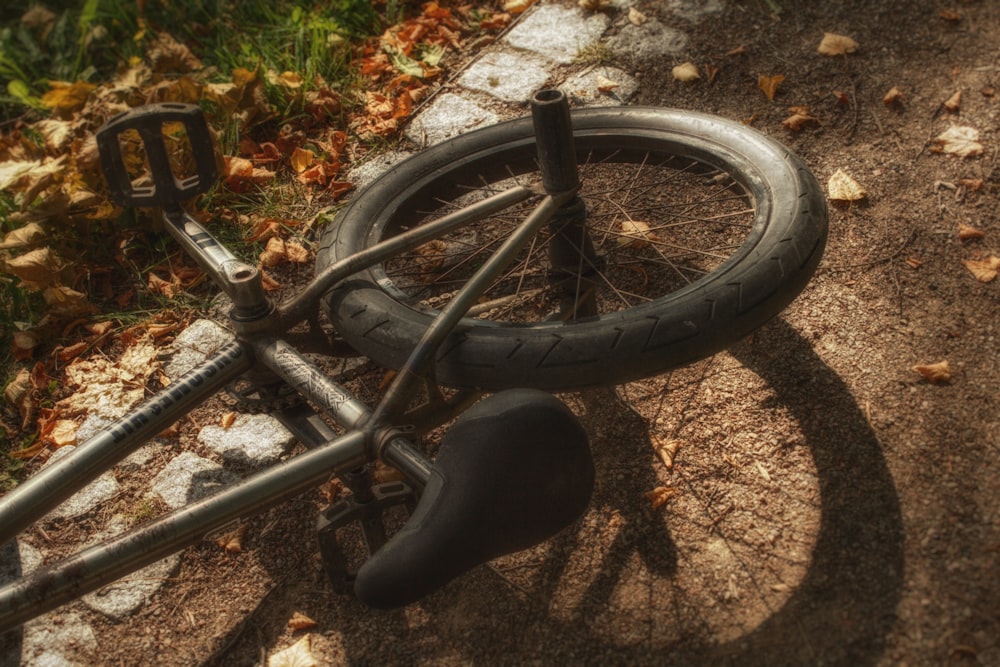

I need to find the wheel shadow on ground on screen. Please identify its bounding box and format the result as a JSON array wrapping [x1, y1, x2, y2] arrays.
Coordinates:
[[220, 319, 904, 665]]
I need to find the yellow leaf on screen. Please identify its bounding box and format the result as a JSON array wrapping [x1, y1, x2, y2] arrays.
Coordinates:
[[758, 74, 785, 101], [912, 360, 951, 384], [216, 523, 247, 553], [290, 147, 315, 174], [47, 420, 78, 447], [503, 0, 536, 13], [221, 412, 237, 429], [827, 168, 868, 202], [652, 435, 682, 470], [287, 612, 318, 631], [963, 255, 1000, 282], [268, 635, 318, 667], [672, 62, 701, 82], [817, 32, 859, 56], [934, 126, 984, 158], [268, 70, 304, 89], [40, 81, 96, 114]]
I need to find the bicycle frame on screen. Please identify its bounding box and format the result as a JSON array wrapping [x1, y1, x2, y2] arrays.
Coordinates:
[[0, 92, 583, 632]]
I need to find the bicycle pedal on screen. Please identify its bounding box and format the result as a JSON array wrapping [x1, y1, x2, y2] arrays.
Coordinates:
[[96, 103, 218, 209], [316, 481, 416, 594]]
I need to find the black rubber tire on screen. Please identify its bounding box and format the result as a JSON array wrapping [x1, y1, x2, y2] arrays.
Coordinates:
[[316, 107, 827, 391]]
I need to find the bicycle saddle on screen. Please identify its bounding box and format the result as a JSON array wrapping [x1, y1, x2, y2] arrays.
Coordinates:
[[354, 389, 594, 608]]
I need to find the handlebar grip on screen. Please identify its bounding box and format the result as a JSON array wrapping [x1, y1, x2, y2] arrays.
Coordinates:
[[96, 103, 218, 208]]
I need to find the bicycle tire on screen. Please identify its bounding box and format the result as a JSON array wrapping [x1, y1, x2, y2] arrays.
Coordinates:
[[316, 107, 827, 391]]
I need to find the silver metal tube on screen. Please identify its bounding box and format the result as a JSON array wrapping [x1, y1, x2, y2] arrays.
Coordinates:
[[0, 342, 251, 546], [0, 431, 367, 633], [279, 184, 538, 327]]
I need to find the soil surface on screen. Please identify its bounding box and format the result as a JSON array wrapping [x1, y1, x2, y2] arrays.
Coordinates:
[[10, 1, 1000, 665]]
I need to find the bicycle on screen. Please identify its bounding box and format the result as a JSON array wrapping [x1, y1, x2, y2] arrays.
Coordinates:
[[0, 89, 828, 649]]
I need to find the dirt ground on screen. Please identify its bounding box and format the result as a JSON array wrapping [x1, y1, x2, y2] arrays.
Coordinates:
[[10, 0, 1000, 665]]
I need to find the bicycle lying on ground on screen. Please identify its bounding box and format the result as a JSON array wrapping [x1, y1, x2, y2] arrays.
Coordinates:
[[0, 89, 827, 647]]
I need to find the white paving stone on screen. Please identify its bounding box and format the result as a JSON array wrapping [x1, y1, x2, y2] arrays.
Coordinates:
[[80, 517, 182, 620], [22, 610, 97, 667], [404, 94, 499, 146], [41, 446, 119, 521], [503, 5, 611, 64], [198, 413, 294, 467], [458, 51, 552, 102], [668, 0, 725, 22], [149, 451, 240, 510], [162, 319, 234, 380], [347, 150, 413, 189], [562, 66, 639, 107], [607, 18, 689, 61]]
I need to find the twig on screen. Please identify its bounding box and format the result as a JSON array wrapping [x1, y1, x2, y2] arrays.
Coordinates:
[[820, 230, 917, 272]]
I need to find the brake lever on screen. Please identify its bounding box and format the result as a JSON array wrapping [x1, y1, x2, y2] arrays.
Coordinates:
[[96, 103, 218, 209]]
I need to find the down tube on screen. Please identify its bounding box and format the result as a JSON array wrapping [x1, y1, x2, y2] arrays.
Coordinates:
[[0, 430, 367, 633], [0, 342, 251, 546]]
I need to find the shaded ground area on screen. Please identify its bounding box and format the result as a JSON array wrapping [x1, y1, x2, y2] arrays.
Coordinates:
[[9, 1, 999, 665]]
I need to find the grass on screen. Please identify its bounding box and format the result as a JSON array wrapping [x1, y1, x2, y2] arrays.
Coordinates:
[[0, 0, 401, 481]]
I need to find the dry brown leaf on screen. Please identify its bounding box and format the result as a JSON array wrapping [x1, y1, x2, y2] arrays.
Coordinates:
[[269, 70, 304, 89], [905, 257, 924, 269], [147, 32, 203, 74], [287, 612, 318, 631], [290, 147, 315, 174], [596, 75, 620, 93], [578, 0, 611, 10], [672, 62, 701, 82], [618, 219, 659, 248], [652, 436, 682, 470], [260, 237, 288, 268], [644, 486, 678, 510], [940, 9, 962, 21], [758, 74, 784, 101], [704, 63, 720, 84], [45, 420, 77, 447], [817, 32, 859, 56], [221, 412, 237, 429], [42, 286, 93, 318], [216, 524, 248, 553], [0, 223, 46, 250], [1, 247, 63, 290], [782, 109, 820, 131], [284, 240, 311, 264], [963, 255, 1000, 282], [957, 223, 985, 240], [504, 0, 536, 13], [943, 90, 962, 112], [933, 126, 983, 158], [827, 168, 868, 202], [628, 7, 647, 25], [725, 45, 748, 57], [268, 635, 318, 667], [883, 86, 904, 107], [912, 360, 951, 384], [958, 178, 984, 192], [40, 81, 97, 114]]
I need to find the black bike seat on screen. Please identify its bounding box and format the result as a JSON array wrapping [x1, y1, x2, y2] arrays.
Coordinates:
[[354, 389, 593, 608]]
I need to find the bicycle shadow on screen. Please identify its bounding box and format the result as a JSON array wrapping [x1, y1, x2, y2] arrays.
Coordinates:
[[328, 318, 904, 665]]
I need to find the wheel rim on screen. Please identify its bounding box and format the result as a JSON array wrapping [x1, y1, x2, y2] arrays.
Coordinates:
[[366, 130, 765, 326]]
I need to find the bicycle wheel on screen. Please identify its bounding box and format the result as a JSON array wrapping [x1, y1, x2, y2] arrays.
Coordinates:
[[316, 107, 827, 391]]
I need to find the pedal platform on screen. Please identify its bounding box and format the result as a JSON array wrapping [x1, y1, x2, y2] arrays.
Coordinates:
[[316, 480, 417, 594]]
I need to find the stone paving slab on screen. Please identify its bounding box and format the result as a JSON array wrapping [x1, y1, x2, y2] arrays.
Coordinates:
[[458, 50, 553, 102], [198, 413, 294, 467], [502, 4, 611, 64]]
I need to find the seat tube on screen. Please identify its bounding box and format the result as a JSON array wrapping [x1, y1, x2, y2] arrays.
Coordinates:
[[531, 89, 599, 318]]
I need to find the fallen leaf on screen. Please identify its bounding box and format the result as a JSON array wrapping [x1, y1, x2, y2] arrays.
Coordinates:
[[578, 0, 611, 9], [284, 240, 311, 263], [290, 147, 315, 174], [0, 222, 46, 250], [652, 436, 682, 469], [933, 126, 983, 158], [827, 168, 868, 202], [957, 223, 985, 240], [644, 486, 677, 510], [963, 255, 1000, 282], [758, 73, 785, 101], [672, 62, 701, 82], [905, 257, 924, 269], [628, 7, 647, 25], [596, 75, 619, 93], [940, 9, 962, 21], [943, 90, 962, 112], [958, 178, 984, 192], [147, 32, 203, 74], [817, 32, 859, 56], [268, 635, 318, 667], [221, 412, 237, 429], [1, 247, 63, 290], [883, 86, 904, 107], [40, 81, 97, 114], [287, 612, 318, 631], [618, 219, 660, 248], [912, 360, 951, 384], [268, 70, 304, 89], [782, 108, 820, 131], [216, 524, 248, 553], [504, 0, 536, 13], [704, 63, 720, 84], [260, 237, 288, 268], [725, 45, 748, 57], [44, 420, 77, 447]]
